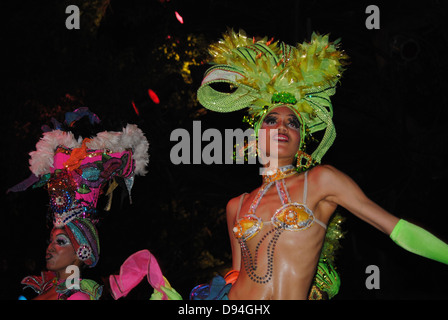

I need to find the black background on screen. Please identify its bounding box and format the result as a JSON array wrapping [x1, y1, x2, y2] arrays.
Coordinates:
[[1, 0, 447, 300]]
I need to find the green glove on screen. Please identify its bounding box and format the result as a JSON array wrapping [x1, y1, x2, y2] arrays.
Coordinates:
[[390, 219, 448, 265], [149, 276, 183, 300], [149, 285, 183, 300]]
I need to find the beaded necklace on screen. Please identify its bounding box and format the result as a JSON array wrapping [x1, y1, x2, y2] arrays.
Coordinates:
[[239, 165, 301, 284]]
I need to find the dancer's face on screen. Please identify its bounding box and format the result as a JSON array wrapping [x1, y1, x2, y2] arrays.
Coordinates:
[[258, 106, 301, 166], [45, 228, 81, 278]]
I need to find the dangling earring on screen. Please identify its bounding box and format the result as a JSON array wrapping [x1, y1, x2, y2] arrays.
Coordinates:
[[295, 150, 313, 172], [235, 139, 258, 163], [247, 139, 259, 162]]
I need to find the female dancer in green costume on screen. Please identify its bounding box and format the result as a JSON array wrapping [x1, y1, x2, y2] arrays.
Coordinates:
[[190, 30, 448, 300]]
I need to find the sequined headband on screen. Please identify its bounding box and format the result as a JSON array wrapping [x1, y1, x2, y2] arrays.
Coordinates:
[[62, 218, 100, 267]]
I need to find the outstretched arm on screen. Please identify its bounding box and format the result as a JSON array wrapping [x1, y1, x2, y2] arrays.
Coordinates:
[[318, 165, 448, 265], [317, 164, 399, 235]]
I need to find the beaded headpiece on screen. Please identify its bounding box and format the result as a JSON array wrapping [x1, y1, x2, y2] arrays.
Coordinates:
[[10, 108, 149, 266], [197, 29, 348, 165], [23, 108, 149, 226]]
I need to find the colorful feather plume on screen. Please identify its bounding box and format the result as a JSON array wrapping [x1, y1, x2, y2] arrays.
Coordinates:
[[197, 29, 349, 163]]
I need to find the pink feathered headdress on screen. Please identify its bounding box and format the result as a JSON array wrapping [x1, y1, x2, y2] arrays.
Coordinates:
[[10, 108, 150, 228]]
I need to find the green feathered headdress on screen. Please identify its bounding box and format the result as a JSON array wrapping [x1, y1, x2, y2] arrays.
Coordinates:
[[197, 29, 349, 163]]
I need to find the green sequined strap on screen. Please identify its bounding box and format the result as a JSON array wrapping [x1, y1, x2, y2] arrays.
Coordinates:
[[79, 279, 103, 300], [198, 67, 259, 113]]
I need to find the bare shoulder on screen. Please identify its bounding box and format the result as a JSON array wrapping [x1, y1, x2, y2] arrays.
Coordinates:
[[226, 193, 247, 219], [310, 164, 341, 177], [307, 164, 359, 199], [309, 164, 371, 209], [226, 192, 250, 230], [226, 195, 241, 215], [283, 165, 342, 193], [307, 164, 344, 186]]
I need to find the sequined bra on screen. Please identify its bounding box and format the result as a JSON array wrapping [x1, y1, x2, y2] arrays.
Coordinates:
[[233, 169, 327, 242]]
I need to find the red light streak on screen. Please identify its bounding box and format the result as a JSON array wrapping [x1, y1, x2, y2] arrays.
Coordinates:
[[148, 89, 160, 104], [131, 101, 139, 116], [175, 11, 183, 24]]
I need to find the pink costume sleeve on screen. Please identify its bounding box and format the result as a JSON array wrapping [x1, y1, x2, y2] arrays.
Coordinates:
[[109, 249, 167, 300], [67, 291, 91, 300]]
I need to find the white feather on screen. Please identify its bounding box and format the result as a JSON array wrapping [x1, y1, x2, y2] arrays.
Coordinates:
[[29, 130, 79, 176], [28, 125, 149, 177]]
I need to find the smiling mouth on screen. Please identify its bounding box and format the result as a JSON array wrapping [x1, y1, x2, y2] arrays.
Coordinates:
[[274, 134, 289, 142], [45, 253, 53, 261]]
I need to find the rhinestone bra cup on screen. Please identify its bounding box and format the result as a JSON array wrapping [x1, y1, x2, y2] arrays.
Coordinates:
[[233, 203, 315, 241], [232, 167, 326, 284]]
